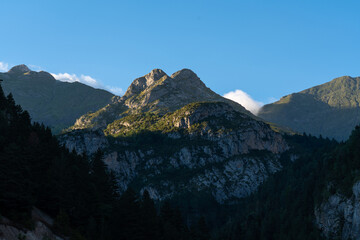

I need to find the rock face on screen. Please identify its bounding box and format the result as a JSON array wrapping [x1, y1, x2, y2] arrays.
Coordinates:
[[71, 68, 254, 130], [0, 222, 63, 240], [0, 208, 63, 240], [258, 76, 360, 141], [61, 100, 288, 203], [0, 65, 114, 133], [315, 181, 360, 239]]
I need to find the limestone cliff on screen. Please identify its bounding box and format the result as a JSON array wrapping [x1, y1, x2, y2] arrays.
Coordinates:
[[316, 181, 360, 240], [0, 208, 63, 240], [61, 101, 288, 203]]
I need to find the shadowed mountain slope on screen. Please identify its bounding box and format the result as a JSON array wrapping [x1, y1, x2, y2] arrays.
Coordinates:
[[258, 76, 360, 141], [61, 69, 289, 205], [0, 65, 115, 133]]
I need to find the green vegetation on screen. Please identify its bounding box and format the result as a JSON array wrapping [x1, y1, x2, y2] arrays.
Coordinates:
[[0, 65, 114, 133], [0, 82, 213, 240], [5, 67, 360, 239], [303, 76, 360, 108], [104, 101, 253, 137], [320, 125, 360, 198], [72, 68, 255, 131], [259, 76, 360, 140], [69, 102, 129, 130], [214, 127, 360, 239]]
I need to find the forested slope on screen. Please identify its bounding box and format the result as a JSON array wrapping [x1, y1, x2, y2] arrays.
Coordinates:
[[0, 82, 209, 240]]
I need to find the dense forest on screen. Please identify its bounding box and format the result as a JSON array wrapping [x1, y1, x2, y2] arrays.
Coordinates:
[[0, 83, 209, 239], [215, 129, 360, 239]]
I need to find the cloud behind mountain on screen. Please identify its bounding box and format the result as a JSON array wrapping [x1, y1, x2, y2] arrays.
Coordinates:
[[51, 72, 123, 96], [0, 62, 9, 72], [223, 89, 263, 115]]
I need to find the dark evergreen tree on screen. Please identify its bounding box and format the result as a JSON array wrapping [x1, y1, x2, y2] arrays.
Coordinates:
[[140, 190, 159, 239]]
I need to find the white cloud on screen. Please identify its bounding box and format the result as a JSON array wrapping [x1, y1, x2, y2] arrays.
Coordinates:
[[80, 74, 98, 86], [51, 72, 102, 88], [223, 89, 263, 115], [0, 62, 123, 95], [0, 62, 9, 72], [51, 73, 78, 82], [51, 72, 123, 96]]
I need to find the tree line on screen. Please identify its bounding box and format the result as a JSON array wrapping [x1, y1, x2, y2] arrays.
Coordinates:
[[0, 83, 209, 240]]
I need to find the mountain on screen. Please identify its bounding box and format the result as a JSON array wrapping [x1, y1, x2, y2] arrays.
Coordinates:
[[0, 64, 115, 133], [5, 65, 360, 239], [0, 82, 194, 240], [217, 124, 360, 240], [71, 68, 254, 130], [60, 69, 289, 205], [258, 76, 360, 141]]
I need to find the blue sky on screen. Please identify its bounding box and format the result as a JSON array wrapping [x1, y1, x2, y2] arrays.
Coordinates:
[[0, 0, 359, 112]]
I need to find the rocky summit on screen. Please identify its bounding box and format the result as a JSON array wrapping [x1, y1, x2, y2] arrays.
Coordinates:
[[71, 68, 253, 130], [7, 64, 31, 74], [61, 69, 289, 204], [122, 68, 252, 113]]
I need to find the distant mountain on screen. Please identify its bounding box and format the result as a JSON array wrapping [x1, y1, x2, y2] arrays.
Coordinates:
[[60, 69, 289, 204], [71, 68, 254, 130], [258, 76, 360, 140], [0, 64, 115, 133]]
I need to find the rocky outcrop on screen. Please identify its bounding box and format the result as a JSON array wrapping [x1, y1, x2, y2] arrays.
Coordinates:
[[123, 69, 167, 97], [71, 68, 253, 131], [0, 222, 63, 240], [59, 130, 109, 154], [0, 208, 63, 240], [61, 101, 288, 203], [60, 68, 291, 204], [315, 181, 360, 239], [172, 102, 234, 129]]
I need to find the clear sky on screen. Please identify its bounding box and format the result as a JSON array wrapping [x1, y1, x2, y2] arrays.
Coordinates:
[[0, 0, 359, 112]]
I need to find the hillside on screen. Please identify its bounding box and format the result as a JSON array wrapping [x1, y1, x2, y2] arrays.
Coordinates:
[[71, 68, 254, 130], [4, 65, 360, 239], [61, 69, 289, 206], [216, 123, 360, 240], [0, 65, 115, 133], [0, 81, 209, 240], [258, 76, 360, 141]]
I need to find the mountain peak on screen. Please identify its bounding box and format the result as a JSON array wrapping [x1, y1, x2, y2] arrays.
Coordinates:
[[171, 69, 198, 80], [144, 68, 168, 84], [72, 68, 254, 130], [121, 68, 251, 114], [123, 69, 168, 97], [8, 64, 31, 74], [259, 75, 360, 140], [148, 68, 166, 76]]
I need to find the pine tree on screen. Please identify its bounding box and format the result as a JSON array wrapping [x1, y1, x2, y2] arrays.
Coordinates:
[[140, 190, 158, 239]]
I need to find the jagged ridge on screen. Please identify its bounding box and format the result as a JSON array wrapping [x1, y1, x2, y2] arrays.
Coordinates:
[[71, 68, 254, 130]]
